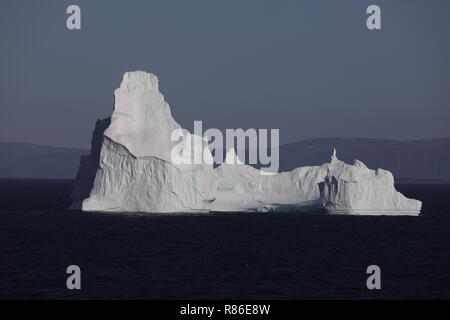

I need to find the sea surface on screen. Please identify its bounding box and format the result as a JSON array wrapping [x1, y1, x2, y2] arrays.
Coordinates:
[[1, 179, 450, 299]]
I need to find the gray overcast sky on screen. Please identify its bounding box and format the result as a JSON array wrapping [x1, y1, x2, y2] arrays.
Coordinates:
[[0, 0, 449, 148]]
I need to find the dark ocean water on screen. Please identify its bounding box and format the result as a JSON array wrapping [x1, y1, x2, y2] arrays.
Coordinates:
[[1, 179, 450, 299]]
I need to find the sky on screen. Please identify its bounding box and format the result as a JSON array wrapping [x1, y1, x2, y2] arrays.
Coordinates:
[[0, 0, 449, 149]]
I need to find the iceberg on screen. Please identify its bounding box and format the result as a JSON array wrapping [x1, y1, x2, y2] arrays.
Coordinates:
[[71, 71, 217, 212], [318, 150, 422, 215], [212, 148, 421, 215], [70, 71, 422, 215]]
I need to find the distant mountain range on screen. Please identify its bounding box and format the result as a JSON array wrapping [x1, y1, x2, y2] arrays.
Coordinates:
[[278, 137, 450, 183], [0, 143, 88, 179], [1, 137, 450, 182]]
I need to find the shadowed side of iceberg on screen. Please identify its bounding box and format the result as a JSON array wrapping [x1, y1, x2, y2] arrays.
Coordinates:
[[68, 117, 111, 210]]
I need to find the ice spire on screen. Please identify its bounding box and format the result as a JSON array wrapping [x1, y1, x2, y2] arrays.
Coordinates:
[[330, 148, 337, 164]]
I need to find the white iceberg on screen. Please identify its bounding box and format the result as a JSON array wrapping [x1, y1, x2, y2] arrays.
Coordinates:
[[72, 71, 217, 213], [212, 148, 421, 215], [70, 71, 422, 215], [318, 150, 422, 215]]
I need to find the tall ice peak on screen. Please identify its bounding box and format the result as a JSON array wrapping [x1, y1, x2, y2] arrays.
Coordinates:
[[119, 70, 160, 92], [104, 71, 180, 160]]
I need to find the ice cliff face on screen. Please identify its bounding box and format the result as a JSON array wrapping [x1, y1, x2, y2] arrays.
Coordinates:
[[318, 150, 422, 214], [82, 136, 216, 212], [70, 71, 422, 215]]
